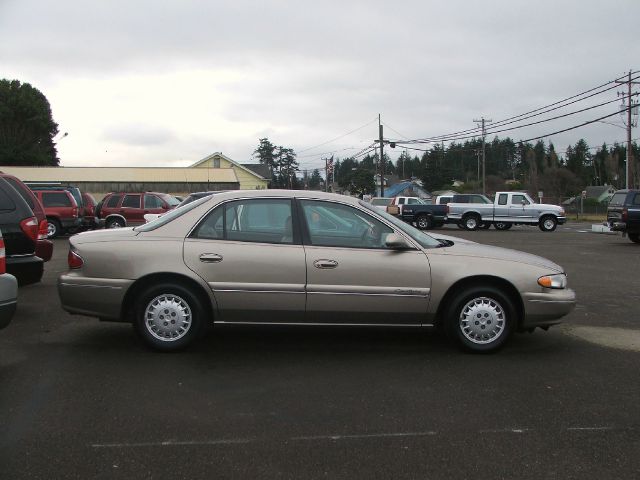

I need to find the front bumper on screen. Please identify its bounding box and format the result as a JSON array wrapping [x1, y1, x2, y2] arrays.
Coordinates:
[[557, 216, 567, 225], [521, 288, 576, 329], [58, 274, 133, 321]]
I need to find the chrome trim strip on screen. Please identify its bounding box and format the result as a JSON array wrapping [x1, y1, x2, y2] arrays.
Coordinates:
[[213, 321, 435, 327], [308, 291, 429, 298], [208, 282, 305, 293], [59, 282, 123, 290]]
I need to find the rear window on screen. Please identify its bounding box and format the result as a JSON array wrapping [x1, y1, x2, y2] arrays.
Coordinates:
[[105, 194, 122, 208], [0, 186, 16, 212], [42, 192, 72, 207], [609, 192, 627, 207], [3, 176, 35, 209]]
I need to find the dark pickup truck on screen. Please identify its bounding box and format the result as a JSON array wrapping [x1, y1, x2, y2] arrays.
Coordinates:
[[607, 189, 640, 244], [399, 203, 448, 230]]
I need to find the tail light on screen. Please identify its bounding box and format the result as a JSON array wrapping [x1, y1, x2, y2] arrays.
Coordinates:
[[37, 219, 49, 240], [68, 248, 83, 269], [20, 216, 39, 243], [0, 237, 5, 274], [72, 206, 78, 218], [622, 208, 628, 222]]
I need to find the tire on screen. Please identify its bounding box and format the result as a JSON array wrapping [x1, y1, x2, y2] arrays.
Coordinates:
[[445, 286, 516, 353], [416, 214, 433, 230], [134, 283, 207, 351], [462, 214, 481, 231], [106, 217, 125, 229], [629, 233, 640, 244], [47, 218, 62, 238], [494, 222, 512, 231], [539, 215, 558, 232]]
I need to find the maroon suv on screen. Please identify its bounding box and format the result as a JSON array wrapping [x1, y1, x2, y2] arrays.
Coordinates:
[[33, 190, 80, 238], [97, 192, 180, 228]]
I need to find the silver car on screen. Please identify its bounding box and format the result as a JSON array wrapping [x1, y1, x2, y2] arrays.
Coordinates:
[[58, 190, 576, 353]]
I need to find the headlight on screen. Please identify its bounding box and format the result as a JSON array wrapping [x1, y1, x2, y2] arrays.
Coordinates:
[[538, 274, 567, 289]]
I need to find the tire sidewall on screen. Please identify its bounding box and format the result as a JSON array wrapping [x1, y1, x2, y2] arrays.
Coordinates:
[[445, 286, 516, 353], [463, 215, 480, 231], [134, 283, 207, 351], [47, 218, 61, 238], [107, 218, 125, 229], [417, 214, 432, 230], [539, 216, 557, 232]]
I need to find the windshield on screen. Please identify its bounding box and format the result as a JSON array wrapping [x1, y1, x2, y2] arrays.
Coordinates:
[[135, 195, 211, 231], [160, 194, 181, 207], [359, 200, 442, 248]]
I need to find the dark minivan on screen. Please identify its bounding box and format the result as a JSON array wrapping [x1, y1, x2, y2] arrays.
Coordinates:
[[607, 189, 640, 244], [0, 177, 43, 285]]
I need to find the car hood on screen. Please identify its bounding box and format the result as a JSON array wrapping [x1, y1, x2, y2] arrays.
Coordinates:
[[428, 232, 477, 245], [438, 242, 564, 272], [71, 227, 138, 244]]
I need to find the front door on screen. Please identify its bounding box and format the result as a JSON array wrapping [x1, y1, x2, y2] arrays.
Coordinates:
[[299, 199, 431, 325], [184, 198, 306, 323]]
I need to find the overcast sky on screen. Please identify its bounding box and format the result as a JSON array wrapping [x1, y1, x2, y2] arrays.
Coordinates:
[[1, 0, 638, 172]]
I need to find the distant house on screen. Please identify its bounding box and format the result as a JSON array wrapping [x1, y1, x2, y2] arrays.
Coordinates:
[[585, 185, 616, 203], [383, 181, 432, 200]]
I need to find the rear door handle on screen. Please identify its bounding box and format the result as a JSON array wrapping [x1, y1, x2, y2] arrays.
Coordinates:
[[199, 253, 223, 263], [313, 259, 338, 269]]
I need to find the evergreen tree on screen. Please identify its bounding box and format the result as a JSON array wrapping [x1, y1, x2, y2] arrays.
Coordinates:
[[0, 79, 60, 166]]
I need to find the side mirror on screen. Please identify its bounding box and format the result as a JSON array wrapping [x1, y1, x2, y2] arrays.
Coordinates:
[[521, 200, 526, 206], [385, 233, 412, 250]]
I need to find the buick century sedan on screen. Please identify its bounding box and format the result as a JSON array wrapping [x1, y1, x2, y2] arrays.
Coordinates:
[[58, 190, 576, 353]]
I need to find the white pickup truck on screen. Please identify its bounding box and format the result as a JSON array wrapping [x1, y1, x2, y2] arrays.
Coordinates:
[[447, 191, 566, 231]]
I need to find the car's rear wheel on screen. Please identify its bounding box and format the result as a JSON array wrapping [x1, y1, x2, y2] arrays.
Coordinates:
[[106, 217, 125, 229], [629, 233, 640, 244], [416, 214, 433, 230], [445, 286, 516, 353], [462, 214, 481, 231], [134, 283, 207, 351], [47, 218, 61, 238]]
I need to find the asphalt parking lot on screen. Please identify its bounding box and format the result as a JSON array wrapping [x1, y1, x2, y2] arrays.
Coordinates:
[[1, 222, 639, 479]]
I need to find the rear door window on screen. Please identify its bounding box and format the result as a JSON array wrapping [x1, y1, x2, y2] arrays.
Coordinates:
[[122, 195, 141, 208]]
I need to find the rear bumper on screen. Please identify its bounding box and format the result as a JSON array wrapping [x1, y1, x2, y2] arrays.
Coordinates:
[[58, 274, 133, 321], [36, 239, 54, 262], [7, 255, 44, 286], [0, 273, 18, 329], [521, 288, 576, 329]]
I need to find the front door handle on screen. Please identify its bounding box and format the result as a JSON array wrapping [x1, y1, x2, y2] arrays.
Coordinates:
[[313, 259, 338, 269], [199, 253, 223, 263]]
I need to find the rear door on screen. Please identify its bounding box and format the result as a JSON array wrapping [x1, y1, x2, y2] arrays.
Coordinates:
[[121, 194, 143, 225], [184, 197, 306, 323]]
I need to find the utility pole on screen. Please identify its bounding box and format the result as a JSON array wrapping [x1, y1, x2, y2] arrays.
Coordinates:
[[324, 158, 328, 192], [379, 114, 384, 197], [473, 117, 492, 194], [616, 70, 639, 189], [474, 148, 481, 184]]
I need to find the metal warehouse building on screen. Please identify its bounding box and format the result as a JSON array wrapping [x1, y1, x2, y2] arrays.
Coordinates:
[[0, 152, 270, 199]]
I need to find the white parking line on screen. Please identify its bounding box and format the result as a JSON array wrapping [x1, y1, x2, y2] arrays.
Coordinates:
[[90, 426, 627, 448]]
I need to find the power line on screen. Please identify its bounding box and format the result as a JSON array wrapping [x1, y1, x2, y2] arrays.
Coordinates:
[[296, 117, 379, 154]]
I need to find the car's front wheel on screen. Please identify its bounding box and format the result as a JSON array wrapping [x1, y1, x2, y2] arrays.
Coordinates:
[[445, 286, 516, 353], [134, 283, 207, 351], [539, 215, 558, 232]]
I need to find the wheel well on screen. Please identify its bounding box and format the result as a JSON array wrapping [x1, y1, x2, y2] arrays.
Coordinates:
[[462, 211, 481, 219], [434, 275, 523, 328], [46, 215, 61, 223], [120, 272, 214, 325]]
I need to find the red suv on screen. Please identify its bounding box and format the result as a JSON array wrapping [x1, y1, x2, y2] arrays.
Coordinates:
[[97, 192, 180, 228], [0, 172, 52, 261], [33, 190, 80, 238]]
